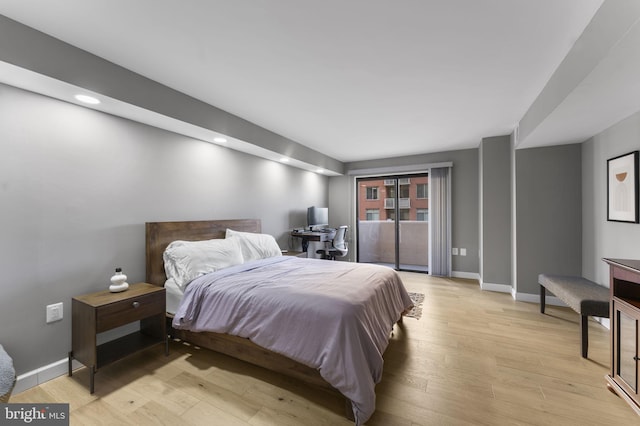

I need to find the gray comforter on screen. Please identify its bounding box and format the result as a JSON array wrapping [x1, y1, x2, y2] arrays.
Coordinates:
[[172, 256, 413, 425]]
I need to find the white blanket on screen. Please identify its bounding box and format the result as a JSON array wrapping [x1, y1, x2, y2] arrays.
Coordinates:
[[173, 256, 413, 425]]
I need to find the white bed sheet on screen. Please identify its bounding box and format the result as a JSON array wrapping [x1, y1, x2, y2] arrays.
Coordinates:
[[164, 278, 184, 315]]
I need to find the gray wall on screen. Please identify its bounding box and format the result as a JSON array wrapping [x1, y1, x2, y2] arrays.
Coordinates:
[[0, 14, 343, 175], [334, 148, 479, 274], [515, 144, 582, 295], [0, 83, 328, 375], [328, 175, 354, 261], [480, 136, 511, 286], [583, 110, 640, 285]]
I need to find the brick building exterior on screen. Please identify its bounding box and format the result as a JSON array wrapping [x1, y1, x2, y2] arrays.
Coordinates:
[[357, 176, 429, 221]]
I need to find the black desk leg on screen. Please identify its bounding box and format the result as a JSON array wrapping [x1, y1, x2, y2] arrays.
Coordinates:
[[90, 366, 95, 394]]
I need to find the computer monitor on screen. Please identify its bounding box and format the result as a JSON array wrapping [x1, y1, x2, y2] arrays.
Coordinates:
[[307, 206, 329, 230]]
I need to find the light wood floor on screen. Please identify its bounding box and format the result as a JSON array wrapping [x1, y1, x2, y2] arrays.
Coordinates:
[[11, 273, 640, 425]]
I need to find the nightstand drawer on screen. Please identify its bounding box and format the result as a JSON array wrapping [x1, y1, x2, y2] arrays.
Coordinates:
[[96, 291, 164, 332]]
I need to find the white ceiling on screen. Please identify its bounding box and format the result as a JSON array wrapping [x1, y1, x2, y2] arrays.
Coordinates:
[[2, 0, 633, 163]]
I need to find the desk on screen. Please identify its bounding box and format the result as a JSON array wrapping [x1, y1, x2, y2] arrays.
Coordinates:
[[291, 230, 333, 252]]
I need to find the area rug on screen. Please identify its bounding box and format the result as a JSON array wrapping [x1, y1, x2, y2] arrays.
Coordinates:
[[405, 292, 424, 319]]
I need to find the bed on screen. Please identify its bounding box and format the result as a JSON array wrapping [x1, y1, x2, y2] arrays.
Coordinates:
[[145, 219, 412, 425]]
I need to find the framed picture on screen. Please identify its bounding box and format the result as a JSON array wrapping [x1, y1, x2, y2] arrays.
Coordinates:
[[607, 150, 639, 223]]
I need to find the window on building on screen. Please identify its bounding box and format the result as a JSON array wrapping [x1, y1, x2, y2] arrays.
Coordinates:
[[417, 183, 428, 199], [399, 185, 410, 198], [387, 186, 396, 198], [366, 209, 380, 220], [366, 186, 379, 200], [399, 210, 410, 221], [417, 209, 429, 221]]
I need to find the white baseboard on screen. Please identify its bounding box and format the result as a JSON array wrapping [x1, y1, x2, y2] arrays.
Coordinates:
[[480, 281, 512, 293], [14, 357, 83, 394], [486, 288, 586, 309], [452, 271, 480, 281], [478, 284, 572, 308]]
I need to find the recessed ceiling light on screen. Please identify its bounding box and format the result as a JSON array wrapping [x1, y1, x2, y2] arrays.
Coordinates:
[[74, 94, 100, 104], [316, 168, 325, 174], [280, 158, 290, 163], [213, 137, 227, 143]]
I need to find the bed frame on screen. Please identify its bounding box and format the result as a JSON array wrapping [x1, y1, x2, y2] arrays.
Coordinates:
[[145, 219, 353, 418]]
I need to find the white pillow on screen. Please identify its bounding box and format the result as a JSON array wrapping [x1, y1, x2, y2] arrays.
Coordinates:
[[163, 237, 244, 289], [225, 229, 282, 262]]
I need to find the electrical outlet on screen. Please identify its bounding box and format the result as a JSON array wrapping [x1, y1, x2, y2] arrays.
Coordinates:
[[460, 248, 467, 256], [46, 302, 63, 323], [452, 248, 458, 255]]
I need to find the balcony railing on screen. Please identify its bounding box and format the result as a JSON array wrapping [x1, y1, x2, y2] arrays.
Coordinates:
[[358, 220, 428, 268], [384, 198, 411, 209]]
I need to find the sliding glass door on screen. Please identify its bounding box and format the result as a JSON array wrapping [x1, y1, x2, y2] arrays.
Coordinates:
[[356, 173, 429, 272]]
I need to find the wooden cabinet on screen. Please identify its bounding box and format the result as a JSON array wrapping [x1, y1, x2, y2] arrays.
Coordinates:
[[604, 258, 640, 415], [69, 283, 167, 393]]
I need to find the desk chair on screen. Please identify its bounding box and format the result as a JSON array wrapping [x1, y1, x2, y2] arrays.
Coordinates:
[[316, 225, 348, 260]]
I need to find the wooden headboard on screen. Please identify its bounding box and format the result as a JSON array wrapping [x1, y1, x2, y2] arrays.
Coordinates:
[[145, 219, 261, 286]]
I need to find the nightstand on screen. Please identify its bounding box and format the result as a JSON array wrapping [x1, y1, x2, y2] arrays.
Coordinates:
[[68, 283, 167, 393]]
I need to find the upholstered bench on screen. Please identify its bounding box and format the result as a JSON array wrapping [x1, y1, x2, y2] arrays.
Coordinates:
[[538, 274, 610, 358]]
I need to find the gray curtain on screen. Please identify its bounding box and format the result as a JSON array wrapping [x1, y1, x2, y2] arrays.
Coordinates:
[[430, 166, 452, 276]]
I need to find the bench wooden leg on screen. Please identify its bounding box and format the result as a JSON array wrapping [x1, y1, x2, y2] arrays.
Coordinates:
[[540, 285, 546, 314], [581, 314, 588, 358]]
